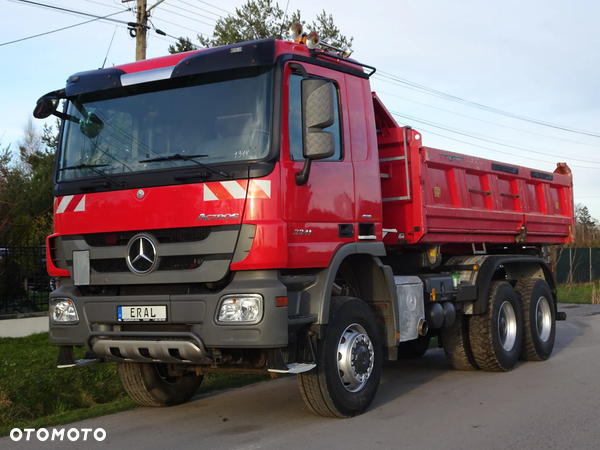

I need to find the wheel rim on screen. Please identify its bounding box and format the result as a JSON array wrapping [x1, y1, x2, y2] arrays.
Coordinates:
[[497, 301, 517, 351], [337, 323, 374, 392], [535, 296, 552, 342]]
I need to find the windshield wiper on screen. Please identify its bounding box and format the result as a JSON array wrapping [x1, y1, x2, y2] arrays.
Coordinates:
[[61, 164, 127, 189], [139, 154, 233, 179]]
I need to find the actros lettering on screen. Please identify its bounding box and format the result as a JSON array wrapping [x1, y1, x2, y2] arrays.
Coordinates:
[[196, 213, 240, 221]]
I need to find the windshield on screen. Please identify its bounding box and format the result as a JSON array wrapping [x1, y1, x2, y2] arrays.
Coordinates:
[[58, 70, 272, 181]]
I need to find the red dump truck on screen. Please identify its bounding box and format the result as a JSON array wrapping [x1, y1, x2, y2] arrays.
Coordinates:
[[34, 30, 574, 418]]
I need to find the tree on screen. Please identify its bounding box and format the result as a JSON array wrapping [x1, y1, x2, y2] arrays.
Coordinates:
[[168, 37, 196, 54], [574, 203, 599, 246], [169, 0, 352, 52], [0, 119, 56, 243]]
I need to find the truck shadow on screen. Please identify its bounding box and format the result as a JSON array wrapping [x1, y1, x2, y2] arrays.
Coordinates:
[[370, 348, 451, 412], [179, 316, 587, 425]]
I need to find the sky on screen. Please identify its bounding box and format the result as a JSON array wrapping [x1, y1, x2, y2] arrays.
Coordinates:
[[2, 0, 599, 218]]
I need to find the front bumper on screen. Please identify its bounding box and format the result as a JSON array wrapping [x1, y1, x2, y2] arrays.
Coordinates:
[[49, 270, 289, 360]]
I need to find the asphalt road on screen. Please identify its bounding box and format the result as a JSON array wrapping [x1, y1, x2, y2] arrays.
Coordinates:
[[4, 303, 600, 450]]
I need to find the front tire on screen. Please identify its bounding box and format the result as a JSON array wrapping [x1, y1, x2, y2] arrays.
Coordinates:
[[469, 281, 522, 372], [118, 363, 203, 407], [298, 297, 382, 418], [515, 278, 556, 361]]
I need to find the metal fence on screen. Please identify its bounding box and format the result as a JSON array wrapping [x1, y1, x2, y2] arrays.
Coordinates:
[[555, 247, 600, 285], [0, 238, 51, 315]]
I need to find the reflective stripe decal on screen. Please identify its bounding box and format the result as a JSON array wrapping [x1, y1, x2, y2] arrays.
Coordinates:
[[56, 195, 74, 214], [74, 195, 86, 212], [56, 194, 86, 214], [203, 180, 271, 201]]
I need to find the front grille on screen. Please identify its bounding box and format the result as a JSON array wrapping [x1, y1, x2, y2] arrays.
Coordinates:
[[91, 256, 204, 273], [158, 255, 204, 271], [84, 226, 212, 247], [91, 258, 127, 273], [118, 324, 192, 332]]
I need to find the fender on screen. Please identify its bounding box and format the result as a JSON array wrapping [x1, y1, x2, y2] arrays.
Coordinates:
[[300, 241, 391, 313], [449, 255, 556, 315]]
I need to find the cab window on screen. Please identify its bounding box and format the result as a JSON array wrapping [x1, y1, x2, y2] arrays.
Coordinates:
[[288, 73, 343, 161]]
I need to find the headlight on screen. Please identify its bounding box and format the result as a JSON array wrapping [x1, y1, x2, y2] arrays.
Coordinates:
[[217, 294, 263, 324], [51, 298, 79, 324]]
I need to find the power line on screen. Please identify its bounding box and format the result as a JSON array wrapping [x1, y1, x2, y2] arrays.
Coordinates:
[[151, 15, 209, 37], [80, 0, 125, 10], [172, 0, 223, 18], [375, 70, 600, 139], [392, 116, 595, 171], [194, 0, 234, 16], [157, 4, 215, 28], [0, 10, 129, 47], [375, 89, 600, 149], [147, 18, 201, 48], [7, 0, 131, 24], [390, 110, 600, 165], [160, 2, 217, 22]]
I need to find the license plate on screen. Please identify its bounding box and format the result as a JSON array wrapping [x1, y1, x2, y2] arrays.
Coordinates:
[[118, 306, 167, 322]]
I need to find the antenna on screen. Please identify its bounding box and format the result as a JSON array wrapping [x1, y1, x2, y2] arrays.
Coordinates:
[[102, 26, 118, 69], [278, 0, 292, 39]]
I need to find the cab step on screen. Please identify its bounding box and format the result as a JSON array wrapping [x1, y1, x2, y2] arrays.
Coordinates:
[[268, 362, 316, 374]]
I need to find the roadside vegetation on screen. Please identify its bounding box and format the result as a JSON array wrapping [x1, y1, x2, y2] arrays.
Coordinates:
[[557, 281, 600, 304], [0, 332, 270, 436]]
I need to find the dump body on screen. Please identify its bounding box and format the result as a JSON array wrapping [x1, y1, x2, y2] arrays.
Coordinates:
[[373, 95, 574, 248]]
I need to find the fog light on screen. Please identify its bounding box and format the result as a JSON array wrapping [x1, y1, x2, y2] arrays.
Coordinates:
[[51, 298, 79, 324], [217, 295, 263, 324]]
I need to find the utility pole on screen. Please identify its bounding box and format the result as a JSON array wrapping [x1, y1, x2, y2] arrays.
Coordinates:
[[123, 0, 164, 61], [135, 0, 147, 61]]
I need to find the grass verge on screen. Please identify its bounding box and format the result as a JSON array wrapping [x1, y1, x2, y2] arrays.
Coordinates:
[[557, 282, 600, 304], [0, 333, 270, 436]]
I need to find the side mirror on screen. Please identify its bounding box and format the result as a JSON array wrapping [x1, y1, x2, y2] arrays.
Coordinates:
[[33, 89, 66, 119], [33, 97, 60, 119], [296, 79, 336, 186]]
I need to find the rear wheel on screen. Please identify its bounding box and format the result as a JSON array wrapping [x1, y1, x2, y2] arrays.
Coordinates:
[[298, 297, 382, 418], [118, 363, 203, 407], [469, 281, 522, 372], [440, 314, 479, 370], [515, 278, 556, 361]]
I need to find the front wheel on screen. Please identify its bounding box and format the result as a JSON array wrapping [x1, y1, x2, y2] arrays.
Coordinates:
[[298, 297, 382, 418], [118, 363, 203, 407]]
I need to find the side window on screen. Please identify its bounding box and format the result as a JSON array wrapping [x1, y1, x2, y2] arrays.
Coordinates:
[[288, 73, 343, 161]]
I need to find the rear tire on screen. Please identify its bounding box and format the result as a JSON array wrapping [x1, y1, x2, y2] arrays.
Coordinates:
[[440, 314, 479, 370], [298, 297, 382, 418], [515, 278, 556, 361], [118, 363, 203, 407], [469, 281, 522, 372]]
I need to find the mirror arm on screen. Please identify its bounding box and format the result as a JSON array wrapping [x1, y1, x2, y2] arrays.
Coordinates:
[[295, 158, 312, 186], [289, 62, 309, 79], [53, 110, 80, 124]]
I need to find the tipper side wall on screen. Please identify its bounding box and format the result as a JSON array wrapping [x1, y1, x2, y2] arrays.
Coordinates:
[[374, 94, 574, 247]]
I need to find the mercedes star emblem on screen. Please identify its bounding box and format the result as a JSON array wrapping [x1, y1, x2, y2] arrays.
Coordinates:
[[126, 235, 157, 274]]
